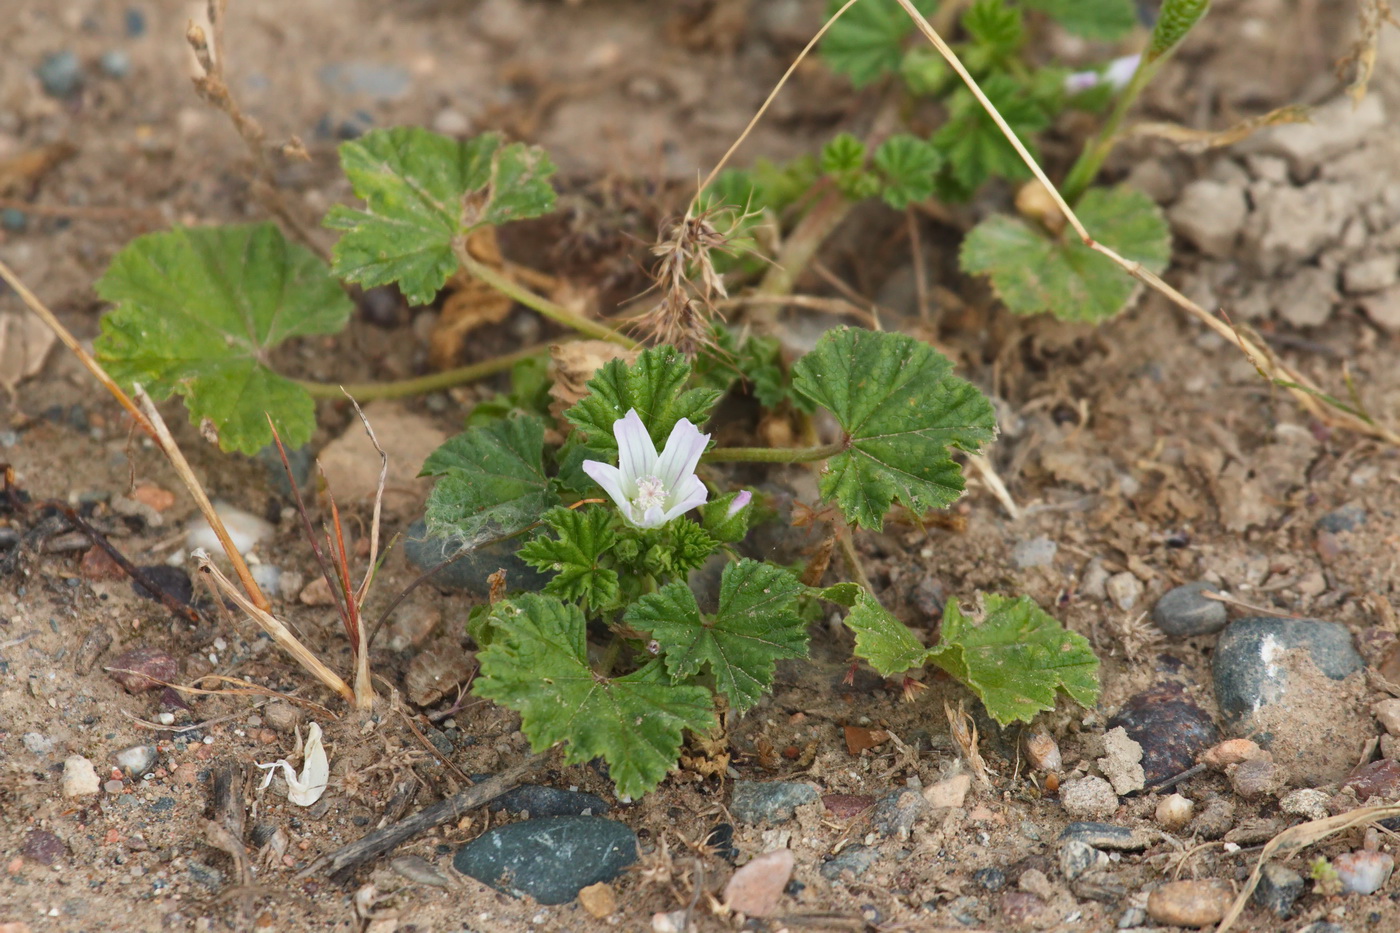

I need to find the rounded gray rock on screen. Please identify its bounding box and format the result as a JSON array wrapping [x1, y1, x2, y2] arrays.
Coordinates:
[[1152, 582, 1227, 636], [452, 816, 636, 905], [730, 781, 818, 824]]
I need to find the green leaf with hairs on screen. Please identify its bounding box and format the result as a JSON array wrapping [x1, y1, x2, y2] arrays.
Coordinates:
[[626, 560, 808, 713], [791, 328, 997, 530], [1023, 0, 1137, 40], [960, 185, 1170, 322], [94, 222, 352, 454], [473, 594, 716, 798], [421, 415, 556, 545], [565, 346, 722, 452], [325, 127, 556, 304], [518, 506, 620, 612], [820, 0, 937, 88], [840, 588, 934, 677], [927, 594, 1100, 725]]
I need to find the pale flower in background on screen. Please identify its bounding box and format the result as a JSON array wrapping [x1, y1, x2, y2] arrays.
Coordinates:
[[1064, 54, 1142, 94], [727, 489, 753, 518], [583, 409, 709, 529]]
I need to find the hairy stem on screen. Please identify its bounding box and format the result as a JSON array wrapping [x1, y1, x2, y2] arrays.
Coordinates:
[[297, 343, 549, 401], [451, 240, 636, 348], [704, 441, 846, 464], [1059, 57, 1160, 205]]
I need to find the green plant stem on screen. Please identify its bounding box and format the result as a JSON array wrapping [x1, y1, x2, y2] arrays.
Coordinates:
[[751, 184, 855, 320], [704, 441, 845, 464], [452, 241, 637, 349], [297, 343, 548, 400], [1059, 57, 1161, 205]]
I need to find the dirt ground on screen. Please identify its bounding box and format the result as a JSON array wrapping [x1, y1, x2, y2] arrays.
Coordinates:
[[4, 1, 1400, 931]]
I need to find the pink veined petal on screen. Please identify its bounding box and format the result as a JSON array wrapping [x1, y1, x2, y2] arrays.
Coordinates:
[[655, 418, 710, 492], [660, 474, 709, 523], [726, 489, 753, 518], [614, 409, 657, 487], [581, 460, 631, 514]]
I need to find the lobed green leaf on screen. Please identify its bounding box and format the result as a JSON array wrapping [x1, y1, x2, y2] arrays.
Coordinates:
[[840, 588, 934, 677], [1023, 0, 1138, 41], [421, 415, 556, 545], [927, 594, 1100, 725], [325, 127, 556, 304], [933, 74, 1049, 197], [518, 507, 620, 612], [820, 0, 936, 88], [872, 134, 942, 208], [791, 328, 998, 530], [565, 346, 722, 452], [626, 560, 808, 713], [473, 594, 716, 798], [959, 185, 1171, 322], [94, 222, 352, 454]]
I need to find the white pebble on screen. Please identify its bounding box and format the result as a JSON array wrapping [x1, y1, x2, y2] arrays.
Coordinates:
[[1155, 793, 1195, 830], [186, 503, 272, 555], [61, 755, 101, 797]]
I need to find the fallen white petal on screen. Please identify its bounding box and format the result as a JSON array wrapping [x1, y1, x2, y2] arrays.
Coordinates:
[[257, 722, 329, 807]]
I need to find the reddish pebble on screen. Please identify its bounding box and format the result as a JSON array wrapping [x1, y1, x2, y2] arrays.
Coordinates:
[[1200, 739, 1268, 770], [104, 829, 120, 845], [195, 744, 213, 761], [130, 484, 175, 512], [823, 794, 875, 819], [781, 746, 800, 760], [107, 646, 179, 693], [1344, 759, 1400, 800], [723, 849, 794, 918], [20, 830, 65, 866], [79, 546, 124, 581], [844, 725, 888, 755]]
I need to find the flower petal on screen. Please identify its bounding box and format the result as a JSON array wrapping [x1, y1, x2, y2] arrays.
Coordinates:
[[655, 418, 709, 492], [726, 489, 753, 518], [660, 474, 709, 523], [638, 504, 667, 529], [582, 459, 631, 512], [614, 409, 657, 487]]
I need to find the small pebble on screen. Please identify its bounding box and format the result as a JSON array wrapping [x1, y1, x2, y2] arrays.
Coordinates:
[[652, 910, 687, 932], [1108, 682, 1219, 785], [871, 788, 930, 839], [973, 867, 1006, 891], [1152, 582, 1227, 636], [723, 849, 794, 918], [22, 733, 54, 755], [389, 855, 450, 888], [1156, 793, 1195, 830], [1012, 536, 1056, 569], [1105, 571, 1143, 611], [1189, 796, 1235, 840], [922, 773, 971, 810], [1316, 504, 1367, 534], [1342, 758, 1400, 800], [103, 779, 124, 794], [1145, 879, 1233, 927], [36, 51, 83, 98], [1059, 775, 1118, 820], [1098, 726, 1146, 795], [453, 816, 636, 905], [730, 781, 818, 824], [1253, 863, 1304, 917], [1280, 788, 1331, 821], [578, 882, 617, 919], [1228, 759, 1288, 800], [1, 208, 27, 232], [61, 755, 100, 797], [1059, 839, 1109, 881], [21, 830, 66, 866], [186, 505, 273, 556], [1373, 699, 1400, 735], [98, 49, 131, 79], [114, 745, 157, 776], [820, 844, 878, 881], [1201, 738, 1268, 769], [1022, 728, 1062, 772], [488, 784, 610, 818], [1334, 849, 1394, 894], [1060, 822, 1152, 850], [124, 8, 147, 37]]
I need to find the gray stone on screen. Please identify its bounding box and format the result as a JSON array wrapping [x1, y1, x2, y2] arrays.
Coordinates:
[[98, 49, 131, 79], [1246, 184, 1352, 275], [1362, 284, 1400, 331], [1059, 776, 1118, 821], [452, 816, 636, 905], [1152, 582, 1227, 636], [730, 781, 818, 824], [1253, 863, 1303, 918], [1060, 822, 1152, 851], [485, 783, 610, 818], [1059, 839, 1109, 881], [820, 845, 878, 881], [1011, 536, 1057, 569], [1316, 504, 1367, 534], [1343, 255, 1400, 294], [22, 733, 54, 755], [36, 51, 83, 98], [1212, 617, 1366, 782], [870, 789, 931, 839], [1105, 572, 1143, 612], [402, 519, 548, 597], [1169, 180, 1247, 257]]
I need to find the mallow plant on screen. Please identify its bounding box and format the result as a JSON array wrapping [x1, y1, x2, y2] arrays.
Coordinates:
[[88, 14, 1105, 799]]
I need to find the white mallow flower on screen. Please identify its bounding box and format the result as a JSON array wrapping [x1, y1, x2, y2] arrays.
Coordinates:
[[583, 409, 709, 529], [1064, 54, 1141, 94]]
